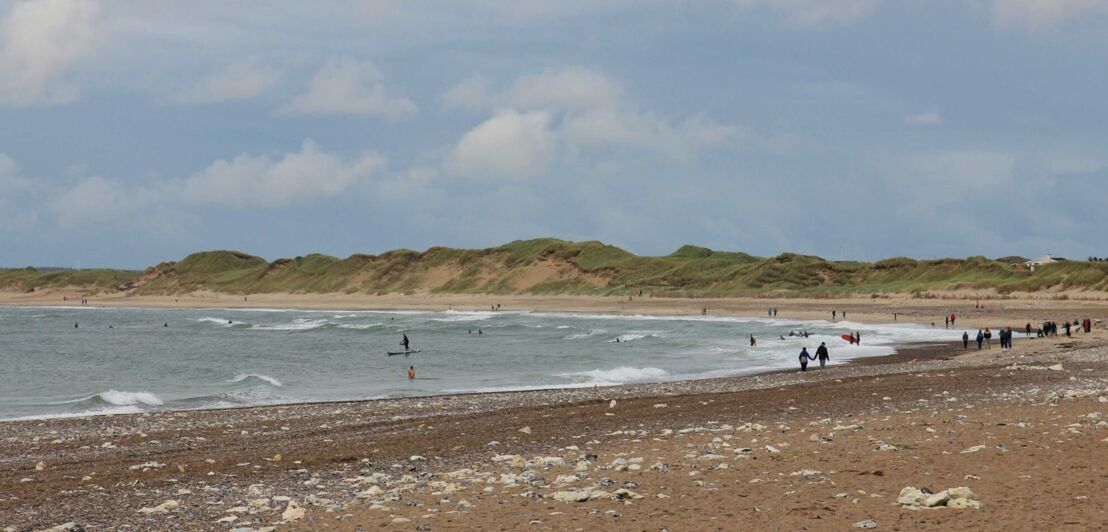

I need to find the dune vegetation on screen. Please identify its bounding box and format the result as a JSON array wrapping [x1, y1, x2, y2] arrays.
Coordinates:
[[3, 238, 1108, 297]]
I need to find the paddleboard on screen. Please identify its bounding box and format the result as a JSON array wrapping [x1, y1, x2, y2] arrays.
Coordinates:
[[840, 334, 854, 342], [387, 350, 421, 356]]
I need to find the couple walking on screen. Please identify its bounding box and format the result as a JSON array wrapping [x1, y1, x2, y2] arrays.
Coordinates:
[[799, 342, 830, 371]]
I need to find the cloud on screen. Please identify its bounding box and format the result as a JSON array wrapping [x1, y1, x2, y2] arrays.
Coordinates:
[[0, 0, 106, 107], [442, 75, 492, 111], [445, 66, 735, 178], [49, 175, 163, 228], [904, 110, 942, 126], [279, 57, 416, 119], [0, 154, 40, 230], [173, 57, 280, 104], [182, 139, 386, 208], [448, 109, 555, 179], [731, 0, 880, 28], [505, 66, 621, 112], [990, 0, 1108, 30]]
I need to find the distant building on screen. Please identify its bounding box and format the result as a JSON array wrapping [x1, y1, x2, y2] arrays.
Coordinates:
[[1025, 254, 1066, 271]]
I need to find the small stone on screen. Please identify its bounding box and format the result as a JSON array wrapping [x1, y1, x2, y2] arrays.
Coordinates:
[[281, 500, 305, 521], [853, 519, 877, 529], [35, 462, 45, 471], [137, 500, 179, 514], [518, 426, 532, 434]]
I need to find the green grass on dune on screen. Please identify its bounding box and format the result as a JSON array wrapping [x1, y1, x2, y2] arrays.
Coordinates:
[[3, 238, 1108, 297]]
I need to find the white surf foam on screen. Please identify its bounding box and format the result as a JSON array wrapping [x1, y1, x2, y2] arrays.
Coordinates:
[[560, 366, 670, 384], [230, 373, 283, 387], [99, 390, 164, 406], [251, 318, 329, 331]]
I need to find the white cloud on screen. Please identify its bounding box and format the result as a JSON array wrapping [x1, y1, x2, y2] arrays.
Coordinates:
[[279, 57, 416, 120], [0, 154, 40, 230], [991, 0, 1108, 30], [731, 0, 880, 28], [49, 175, 156, 228], [182, 139, 386, 208], [442, 75, 492, 111], [173, 57, 280, 104], [449, 109, 555, 179], [0, 0, 106, 107], [505, 66, 621, 112], [445, 66, 736, 178], [904, 110, 942, 126]]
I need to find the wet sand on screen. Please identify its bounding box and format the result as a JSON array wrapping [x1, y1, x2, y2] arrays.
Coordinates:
[[2, 320, 1106, 530]]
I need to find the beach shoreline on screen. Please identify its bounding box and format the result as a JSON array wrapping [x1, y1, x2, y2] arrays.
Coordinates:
[[4, 293, 1108, 530]]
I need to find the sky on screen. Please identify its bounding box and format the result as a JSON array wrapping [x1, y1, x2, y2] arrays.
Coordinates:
[[2, 0, 1108, 269]]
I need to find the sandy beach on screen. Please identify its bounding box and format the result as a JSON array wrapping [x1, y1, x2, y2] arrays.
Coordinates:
[[2, 293, 1108, 530]]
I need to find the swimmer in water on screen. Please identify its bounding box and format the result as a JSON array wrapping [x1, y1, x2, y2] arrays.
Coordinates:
[[407, 366, 415, 380]]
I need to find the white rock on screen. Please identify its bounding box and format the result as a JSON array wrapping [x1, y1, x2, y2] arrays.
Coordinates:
[[551, 490, 591, 503], [853, 519, 877, 529], [281, 500, 305, 521], [896, 487, 927, 506], [137, 500, 179, 514]]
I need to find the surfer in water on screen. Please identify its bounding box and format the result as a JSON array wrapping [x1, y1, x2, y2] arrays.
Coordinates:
[[407, 366, 415, 380], [400, 334, 411, 353]]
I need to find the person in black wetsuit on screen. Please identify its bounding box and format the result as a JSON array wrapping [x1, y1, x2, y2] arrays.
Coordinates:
[[400, 333, 411, 353]]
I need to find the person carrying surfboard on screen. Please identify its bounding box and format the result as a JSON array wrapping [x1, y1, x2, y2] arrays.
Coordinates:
[[400, 334, 411, 353]]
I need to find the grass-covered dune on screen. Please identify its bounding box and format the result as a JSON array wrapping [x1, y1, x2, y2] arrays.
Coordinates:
[[3, 238, 1108, 297]]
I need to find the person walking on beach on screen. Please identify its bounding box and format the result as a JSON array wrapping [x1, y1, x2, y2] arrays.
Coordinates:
[[1026, 322, 1032, 337], [798, 347, 813, 372], [815, 342, 830, 369], [984, 328, 992, 349], [962, 331, 969, 349], [832, 310, 836, 320], [407, 366, 415, 380], [945, 316, 949, 328], [950, 312, 956, 327], [976, 329, 984, 350]]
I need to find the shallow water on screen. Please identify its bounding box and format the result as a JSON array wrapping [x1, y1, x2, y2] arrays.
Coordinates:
[[0, 306, 962, 419]]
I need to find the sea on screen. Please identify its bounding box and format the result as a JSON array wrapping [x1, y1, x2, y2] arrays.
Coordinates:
[[0, 306, 962, 420]]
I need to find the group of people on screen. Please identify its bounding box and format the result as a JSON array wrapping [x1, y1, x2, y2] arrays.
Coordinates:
[[767, 308, 779, 317], [798, 343, 830, 371]]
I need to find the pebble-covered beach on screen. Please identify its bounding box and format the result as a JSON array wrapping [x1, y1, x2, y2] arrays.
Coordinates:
[[3, 327, 1107, 530]]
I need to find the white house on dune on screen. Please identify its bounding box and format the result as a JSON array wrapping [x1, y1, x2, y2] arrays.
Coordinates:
[[1024, 254, 1065, 271]]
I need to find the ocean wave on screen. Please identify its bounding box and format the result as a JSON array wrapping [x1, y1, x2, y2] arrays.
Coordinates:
[[337, 322, 384, 330], [98, 390, 164, 406], [609, 333, 661, 342], [230, 373, 283, 387], [559, 366, 670, 384], [251, 318, 329, 331], [565, 329, 605, 340], [3, 405, 145, 421], [193, 317, 245, 327]]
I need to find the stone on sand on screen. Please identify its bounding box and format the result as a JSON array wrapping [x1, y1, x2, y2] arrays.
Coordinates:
[[281, 500, 305, 521]]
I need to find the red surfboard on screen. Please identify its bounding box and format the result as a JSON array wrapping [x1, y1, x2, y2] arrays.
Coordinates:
[[841, 334, 854, 342]]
